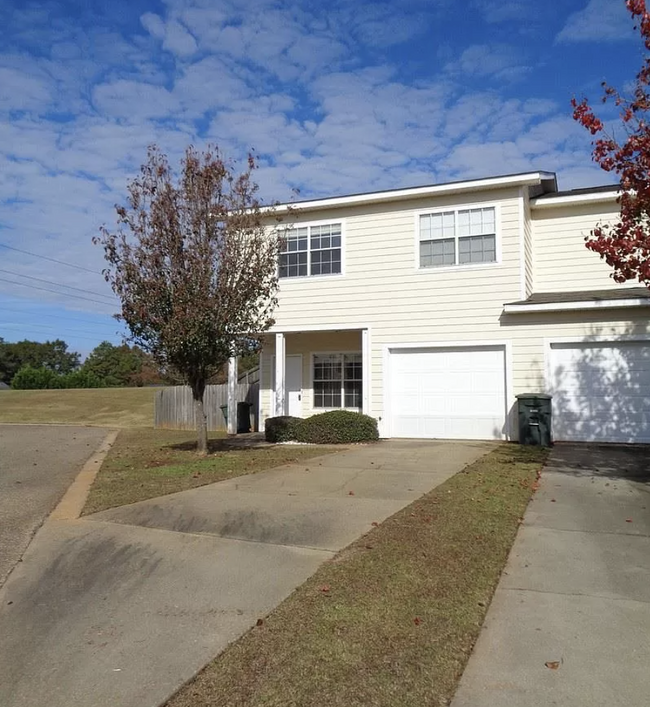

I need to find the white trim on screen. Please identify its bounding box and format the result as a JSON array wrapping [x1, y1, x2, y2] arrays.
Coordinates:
[[518, 187, 526, 300], [277, 217, 346, 281], [269, 323, 370, 333], [362, 328, 371, 416], [258, 351, 264, 430], [543, 335, 650, 397], [274, 333, 285, 416], [268, 172, 556, 214], [227, 356, 238, 435], [382, 340, 512, 441], [413, 202, 502, 272], [309, 350, 363, 413], [504, 298, 650, 314], [531, 190, 619, 209]]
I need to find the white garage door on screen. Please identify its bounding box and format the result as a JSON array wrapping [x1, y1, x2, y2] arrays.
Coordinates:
[[388, 346, 507, 440], [550, 341, 650, 443]]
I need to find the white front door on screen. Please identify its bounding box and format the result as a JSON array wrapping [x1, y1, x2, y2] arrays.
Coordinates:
[[273, 354, 303, 417], [286, 354, 303, 417], [388, 346, 507, 440]]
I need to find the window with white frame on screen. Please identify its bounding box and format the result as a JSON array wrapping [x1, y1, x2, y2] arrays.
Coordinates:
[[419, 206, 497, 268], [313, 353, 362, 408], [279, 223, 342, 278]]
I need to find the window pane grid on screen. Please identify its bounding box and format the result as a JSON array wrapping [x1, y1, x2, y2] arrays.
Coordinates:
[[419, 208, 496, 268], [313, 353, 362, 409], [280, 224, 342, 278]]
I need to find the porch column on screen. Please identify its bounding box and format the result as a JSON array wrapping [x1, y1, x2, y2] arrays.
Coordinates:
[[362, 327, 371, 415], [274, 332, 286, 416], [227, 356, 238, 435]]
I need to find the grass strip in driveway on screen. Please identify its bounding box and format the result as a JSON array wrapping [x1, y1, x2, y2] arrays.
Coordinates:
[[82, 428, 339, 515], [165, 443, 548, 707]]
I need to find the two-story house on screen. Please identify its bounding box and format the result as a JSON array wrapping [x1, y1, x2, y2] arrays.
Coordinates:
[[251, 170, 650, 444]]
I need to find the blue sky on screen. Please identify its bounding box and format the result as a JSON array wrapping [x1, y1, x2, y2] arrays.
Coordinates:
[[0, 0, 641, 356]]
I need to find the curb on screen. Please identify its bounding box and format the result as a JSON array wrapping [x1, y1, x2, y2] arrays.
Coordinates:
[[48, 430, 119, 521]]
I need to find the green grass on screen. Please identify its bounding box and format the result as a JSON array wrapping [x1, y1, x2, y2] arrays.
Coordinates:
[[82, 427, 339, 515], [0, 387, 155, 427], [165, 443, 548, 707]]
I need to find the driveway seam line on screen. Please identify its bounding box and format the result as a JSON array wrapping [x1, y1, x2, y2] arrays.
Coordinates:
[[522, 524, 650, 539], [79, 518, 338, 554], [500, 585, 650, 605]]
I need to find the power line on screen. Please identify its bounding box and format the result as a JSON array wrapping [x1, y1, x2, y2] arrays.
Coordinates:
[[0, 324, 112, 343], [0, 321, 122, 336], [0, 277, 117, 308], [0, 269, 115, 303], [0, 242, 101, 275], [0, 306, 122, 328]]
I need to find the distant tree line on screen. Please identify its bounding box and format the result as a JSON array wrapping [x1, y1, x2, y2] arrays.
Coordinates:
[[0, 338, 165, 389]]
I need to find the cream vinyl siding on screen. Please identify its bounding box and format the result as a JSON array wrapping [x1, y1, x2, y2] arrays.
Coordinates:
[[531, 201, 633, 293], [502, 309, 650, 439], [271, 188, 522, 422]]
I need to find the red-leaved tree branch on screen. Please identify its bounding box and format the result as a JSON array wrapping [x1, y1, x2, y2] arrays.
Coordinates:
[[572, 0, 650, 284]]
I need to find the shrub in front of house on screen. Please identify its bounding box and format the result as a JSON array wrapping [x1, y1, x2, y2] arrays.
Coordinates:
[[265, 415, 303, 443], [294, 410, 379, 444]]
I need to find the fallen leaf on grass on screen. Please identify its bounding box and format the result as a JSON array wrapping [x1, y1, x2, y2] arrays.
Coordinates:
[[348, 490, 355, 496], [626, 518, 633, 523], [256, 618, 264, 627], [414, 617, 422, 626], [545, 661, 560, 670], [371, 521, 379, 527], [320, 585, 331, 593]]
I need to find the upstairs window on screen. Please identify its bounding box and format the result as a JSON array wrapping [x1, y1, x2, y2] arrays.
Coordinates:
[[419, 207, 497, 269], [279, 223, 342, 278]]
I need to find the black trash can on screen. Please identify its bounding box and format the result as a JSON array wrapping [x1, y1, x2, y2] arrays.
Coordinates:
[[236, 401, 253, 434], [516, 394, 552, 447]]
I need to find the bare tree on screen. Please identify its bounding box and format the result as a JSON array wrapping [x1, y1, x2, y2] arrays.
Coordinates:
[[98, 145, 280, 454]]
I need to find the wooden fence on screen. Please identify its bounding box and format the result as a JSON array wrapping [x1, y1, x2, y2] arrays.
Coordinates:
[[154, 382, 259, 432]]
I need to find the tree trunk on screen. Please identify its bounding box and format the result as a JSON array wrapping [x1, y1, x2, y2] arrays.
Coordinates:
[[192, 382, 208, 456]]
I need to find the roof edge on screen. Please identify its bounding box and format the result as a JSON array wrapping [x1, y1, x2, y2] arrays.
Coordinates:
[[267, 171, 557, 215], [531, 188, 619, 210]]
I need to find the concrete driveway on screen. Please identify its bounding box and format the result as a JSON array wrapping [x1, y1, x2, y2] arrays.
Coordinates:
[[0, 438, 491, 707], [452, 444, 650, 707], [0, 424, 108, 586]]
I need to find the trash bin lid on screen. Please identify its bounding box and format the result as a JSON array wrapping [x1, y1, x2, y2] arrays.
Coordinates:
[[515, 393, 552, 399]]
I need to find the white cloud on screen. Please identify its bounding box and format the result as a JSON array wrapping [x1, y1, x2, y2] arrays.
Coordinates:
[[557, 0, 633, 43], [445, 44, 528, 80], [472, 0, 533, 23], [141, 12, 166, 40], [0, 0, 617, 313]]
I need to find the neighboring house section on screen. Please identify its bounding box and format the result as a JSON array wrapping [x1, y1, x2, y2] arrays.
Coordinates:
[[249, 171, 650, 444]]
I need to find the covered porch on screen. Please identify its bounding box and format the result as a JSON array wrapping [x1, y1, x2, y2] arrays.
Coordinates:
[[252, 326, 371, 429]]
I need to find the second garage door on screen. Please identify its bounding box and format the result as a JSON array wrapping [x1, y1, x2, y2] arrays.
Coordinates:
[[388, 346, 507, 440], [550, 341, 650, 443]]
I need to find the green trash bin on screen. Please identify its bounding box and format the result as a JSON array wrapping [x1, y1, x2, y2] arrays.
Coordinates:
[[516, 394, 552, 447]]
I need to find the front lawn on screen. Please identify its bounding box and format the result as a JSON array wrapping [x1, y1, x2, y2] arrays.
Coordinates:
[[165, 443, 548, 707], [82, 428, 338, 515]]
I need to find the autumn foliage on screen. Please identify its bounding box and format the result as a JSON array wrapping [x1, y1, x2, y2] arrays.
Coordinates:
[[572, 0, 650, 285], [98, 145, 280, 453]]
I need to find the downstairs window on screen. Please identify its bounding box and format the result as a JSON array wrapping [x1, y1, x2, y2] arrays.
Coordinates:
[[313, 353, 362, 409]]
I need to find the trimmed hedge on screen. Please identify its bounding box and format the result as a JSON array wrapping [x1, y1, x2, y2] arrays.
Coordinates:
[[265, 415, 303, 443], [265, 410, 379, 445], [295, 410, 379, 444]]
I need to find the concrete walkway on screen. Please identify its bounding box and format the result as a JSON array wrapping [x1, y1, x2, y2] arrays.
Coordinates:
[[452, 444, 650, 707], [0, 438, 490, 707]]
